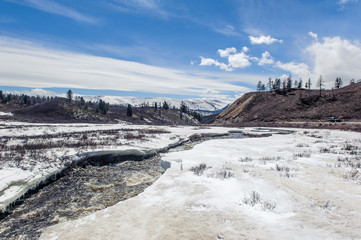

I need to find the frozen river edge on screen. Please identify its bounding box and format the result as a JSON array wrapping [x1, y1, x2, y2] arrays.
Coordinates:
[[39, 127, 361, 240]]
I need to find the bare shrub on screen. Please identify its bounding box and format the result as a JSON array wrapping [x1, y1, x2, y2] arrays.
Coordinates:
[[344, 169, 360, 181], [319, 147, 330, 153], [296, 143, 310, 148], [243, 191, 261, 206], [242, 191, 276, 211], [216, 169, 234, 179], [273, 164, 294, 178], [190, 163, 207, 176], [239, 157, 253, 162], [312, 200, 335, 211], [293, 152, 311, 158]]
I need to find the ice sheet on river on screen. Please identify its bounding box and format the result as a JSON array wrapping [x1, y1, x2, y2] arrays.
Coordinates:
[[0, 123, 236, 211], [40, 128, 361, 240]]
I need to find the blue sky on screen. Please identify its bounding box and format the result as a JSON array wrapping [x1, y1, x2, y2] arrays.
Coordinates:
[[1, 0, 361, 99]]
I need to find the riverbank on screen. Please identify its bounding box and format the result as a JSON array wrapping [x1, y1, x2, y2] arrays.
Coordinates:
[[41, 128, 361, 240]]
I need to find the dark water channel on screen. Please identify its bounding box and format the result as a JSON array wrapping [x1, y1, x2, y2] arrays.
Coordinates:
[[0, 155, 165, 239], [0, 130, 278, 240]]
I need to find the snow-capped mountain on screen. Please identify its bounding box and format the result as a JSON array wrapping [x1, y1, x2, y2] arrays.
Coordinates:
[[80, 96, 232, 113]]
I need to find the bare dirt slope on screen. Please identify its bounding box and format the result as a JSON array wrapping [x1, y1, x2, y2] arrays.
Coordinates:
[[215, 83, 361, 125]]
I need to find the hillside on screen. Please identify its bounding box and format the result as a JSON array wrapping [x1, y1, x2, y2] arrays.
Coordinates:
[[4, 97, 200, 125], [215, 83, 361, 125], [13, 98, 110, 123]]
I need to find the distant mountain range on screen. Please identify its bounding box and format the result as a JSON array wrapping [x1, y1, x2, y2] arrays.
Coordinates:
[[80, 96, 232, 115]]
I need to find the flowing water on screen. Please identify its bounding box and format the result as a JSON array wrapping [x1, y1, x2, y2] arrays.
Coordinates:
[[0, 131, 260, 240]]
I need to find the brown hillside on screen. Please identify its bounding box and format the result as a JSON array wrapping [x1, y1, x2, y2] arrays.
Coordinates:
[[13, 98, 110, 123], [215, 83, 361, 125]]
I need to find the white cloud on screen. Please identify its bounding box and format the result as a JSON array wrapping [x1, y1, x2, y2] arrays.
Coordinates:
[[249, 35, 283, 45], [199, 57, 232, 71], [201, 47, 253, 71], [228, 52, 251, 69], [217, 47, 237, 58], [213, 25, 240, 36], [258, 51, 274, 66], [6, 0, 97, 23], [242, 46, 249, 53], [275, 61, 311, 80], [308, 32, 318, 40], [0, 37, 256, 100], [337, 0, 358, 5], [307, 36, 361, 86], [110, 0, 169, 18]]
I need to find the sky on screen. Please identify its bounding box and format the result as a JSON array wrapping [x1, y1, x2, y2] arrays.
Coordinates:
[[1, 0, 361, 100]]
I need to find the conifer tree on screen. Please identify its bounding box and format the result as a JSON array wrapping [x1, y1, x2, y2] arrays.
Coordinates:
[[67, 89, 73, 102], [127, 104, 133, 117]]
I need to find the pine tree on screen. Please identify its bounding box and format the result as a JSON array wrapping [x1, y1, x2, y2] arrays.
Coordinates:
[[268, 78, 273, 91], [316, 75, 325, 97], [67, 89, 73, 102], [274, 78, 281, 92], [286, 75, 292, 91], [127, 104, 133, 117], [163, 101, 169, 110], [256, 81, 262, 91]]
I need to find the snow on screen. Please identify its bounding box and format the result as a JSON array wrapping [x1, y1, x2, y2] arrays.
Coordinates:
[[0, 121, 237, 212], [40, 128, 361, 240], [80, 95, 231, 112], [0, 112, 13, 117]]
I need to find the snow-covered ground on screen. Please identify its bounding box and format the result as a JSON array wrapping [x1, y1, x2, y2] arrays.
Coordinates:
[[0, 121, 236, 212], [0, 112, 13, 117], [39, 128, 361, 240]]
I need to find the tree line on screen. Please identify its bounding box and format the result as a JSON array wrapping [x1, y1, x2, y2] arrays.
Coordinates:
[[256, 75, 361, 95]]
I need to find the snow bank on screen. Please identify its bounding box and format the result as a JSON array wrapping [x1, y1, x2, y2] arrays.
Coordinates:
[[0, 122, 237, 212], [40, 128, 361, 240], [0, 112, 13, 117]]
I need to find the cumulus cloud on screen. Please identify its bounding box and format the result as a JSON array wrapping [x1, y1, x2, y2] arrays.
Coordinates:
[[249, 35, 283, 45], [242, 46, 249, 52], [217, 47, 237, 58], [275, 61, 311, 80], [228, 52, 251, 68], [258, 51, 274, 66], [199, 57, 232, 71], [0, 37, 256, 99], [272, 35, 361, 88], [200, 47, 252, 71], [307, 36, 361, 86], [308, 32, 318, 40]]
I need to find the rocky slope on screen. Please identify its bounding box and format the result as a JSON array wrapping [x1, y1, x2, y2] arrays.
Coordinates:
[[215, 83, 361, 125]]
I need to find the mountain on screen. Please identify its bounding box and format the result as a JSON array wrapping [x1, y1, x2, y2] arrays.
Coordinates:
[[81, 96, 231, 115], [214, 83, 361, 125]]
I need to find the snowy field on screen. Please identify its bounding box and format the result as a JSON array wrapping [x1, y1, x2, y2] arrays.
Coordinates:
[[39, 128, 361, 240], [0, 121, 236, 212]]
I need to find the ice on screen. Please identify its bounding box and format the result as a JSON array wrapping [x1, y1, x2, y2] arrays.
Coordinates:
[[0, 121, 237, 212], [40, 128, 361, 240]]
